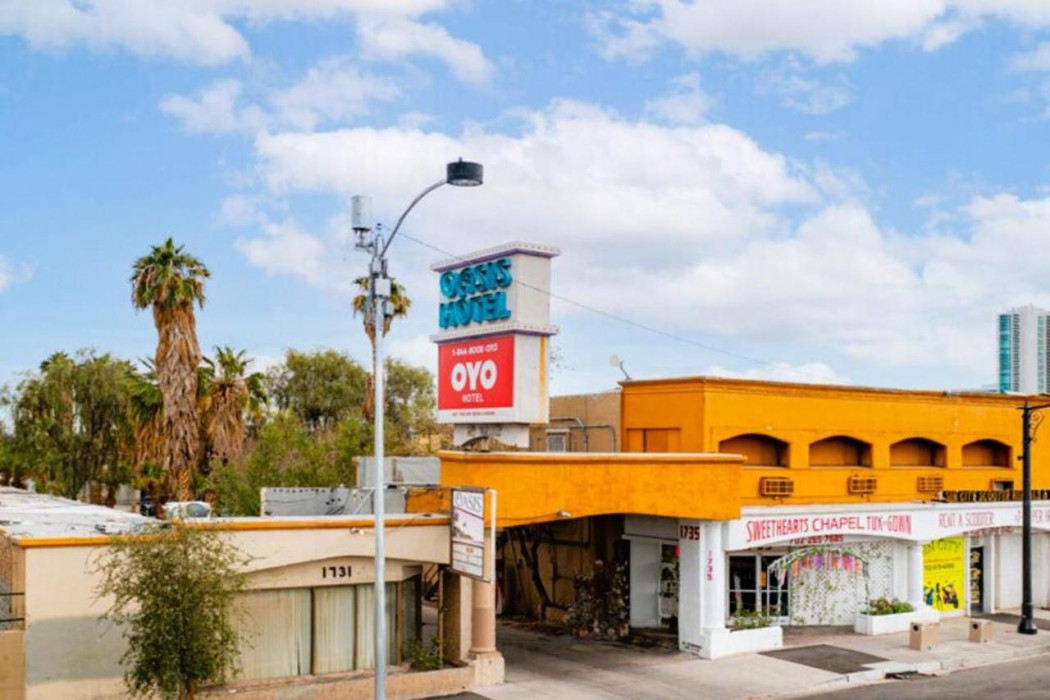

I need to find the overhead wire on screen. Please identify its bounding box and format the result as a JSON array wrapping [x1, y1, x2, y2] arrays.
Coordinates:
[[396, 232, 843, 384]]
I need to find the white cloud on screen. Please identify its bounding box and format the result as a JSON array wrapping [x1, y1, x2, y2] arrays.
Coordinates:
[[0, 0, 251, 65], [1009, 42, 1050, 72], [162, 59, 401, 134], [589, 1, 1050, 65], [644, 72, 713, 125], [756, 62, 853, 114], [161, 80, 266, 134], [225, 100, 1050, 383], [234, 217, 329, 286], [0, 255, 32, 291], [357, 16, 494, 85], [590, 1, 947, 64], [0, 0, 475, 72], [269, 57, 401, 131]]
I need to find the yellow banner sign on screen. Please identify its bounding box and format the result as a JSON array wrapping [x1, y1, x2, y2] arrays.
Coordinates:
[[923, 537, 965, 611]]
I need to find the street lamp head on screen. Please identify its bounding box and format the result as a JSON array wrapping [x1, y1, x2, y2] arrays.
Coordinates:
[[447, 159, 484, 187]]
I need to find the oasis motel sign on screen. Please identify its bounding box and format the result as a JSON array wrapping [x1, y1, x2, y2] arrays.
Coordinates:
[[431, 242, 559, 448]]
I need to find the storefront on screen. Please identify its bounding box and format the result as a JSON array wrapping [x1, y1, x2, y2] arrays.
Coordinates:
[[627, 500, 1050, 657]]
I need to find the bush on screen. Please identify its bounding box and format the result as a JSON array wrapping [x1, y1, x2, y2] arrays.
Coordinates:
[[408, 635, 442, 671], [864, 597, 914, 615], [730, 609, 772, 629]]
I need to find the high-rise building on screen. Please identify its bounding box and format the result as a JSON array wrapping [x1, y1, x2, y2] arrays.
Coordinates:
[[998, 305, 1050, 393]]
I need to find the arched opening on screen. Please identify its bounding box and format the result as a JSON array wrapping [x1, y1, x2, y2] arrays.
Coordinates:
[[719, 433, 789, 468], [962, 439, 1011, 468], [809, 436, 872, 468], [890, 438, 946, 467]]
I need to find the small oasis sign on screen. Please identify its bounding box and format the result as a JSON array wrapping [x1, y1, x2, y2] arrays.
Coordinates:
[[438, 257, 513, 329]]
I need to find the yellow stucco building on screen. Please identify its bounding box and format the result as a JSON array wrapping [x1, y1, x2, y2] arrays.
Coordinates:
[[443, 376, 1050, 658]]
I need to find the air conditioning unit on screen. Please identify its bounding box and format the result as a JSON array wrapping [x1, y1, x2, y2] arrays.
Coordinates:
[[759, 476, 795, 497], [917, 476, 944, 493], [848, 475, 878, 495]]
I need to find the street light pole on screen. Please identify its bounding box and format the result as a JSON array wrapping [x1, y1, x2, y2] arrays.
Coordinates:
[[1018, 400, 1050, 635], [354, 160, 483, 699]]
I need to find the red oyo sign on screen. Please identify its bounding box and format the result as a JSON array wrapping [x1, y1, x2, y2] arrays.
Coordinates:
[[438, 335, 515, 411]]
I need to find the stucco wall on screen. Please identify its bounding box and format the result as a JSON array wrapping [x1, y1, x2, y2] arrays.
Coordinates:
[[19, 520, 452, 700]]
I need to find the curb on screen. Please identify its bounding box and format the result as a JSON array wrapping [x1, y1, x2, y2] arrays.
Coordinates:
[[774, 641, 1050, 698]]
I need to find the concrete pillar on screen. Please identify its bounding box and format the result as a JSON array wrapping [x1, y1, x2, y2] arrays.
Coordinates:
[[629, 539, 661, 628], [678, 519, 703, 650], [908, 541, 926, 609], [703, 521, 727, 629], [470, 577, 497, 655], [469, 532, 504, 686]]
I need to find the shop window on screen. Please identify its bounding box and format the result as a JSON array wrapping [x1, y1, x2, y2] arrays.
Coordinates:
[[809, 436, 871, 468], [890, 438, 945, 467], [962, 440, 1011, 468], [728, 554, 789, 618], [719, 434, 789, 467]]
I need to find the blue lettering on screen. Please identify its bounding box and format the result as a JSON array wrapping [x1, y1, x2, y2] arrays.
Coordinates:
[[495, 258, 512, 287]]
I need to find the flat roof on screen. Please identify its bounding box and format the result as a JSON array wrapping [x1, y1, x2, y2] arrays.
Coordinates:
[[0, 487, 152, 541]]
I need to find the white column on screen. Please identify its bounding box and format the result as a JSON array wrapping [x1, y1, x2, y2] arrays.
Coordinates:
[[908, 541, 926, 609], [677, 520, 703, 650], [628, 539, 661, 628], [703, 521, 727, 629]]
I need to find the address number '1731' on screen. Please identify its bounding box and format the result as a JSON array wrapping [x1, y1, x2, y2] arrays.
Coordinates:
[[322, 565, 352, 579]]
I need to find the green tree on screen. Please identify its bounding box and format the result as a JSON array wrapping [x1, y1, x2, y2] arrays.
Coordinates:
[[94, 523, 249, 700], [132, 238, 211, 501], [267, 349, 367, 434], [384, 358, 440, 454], [6, 350, 135, 498], [208, 411, 360, 516]]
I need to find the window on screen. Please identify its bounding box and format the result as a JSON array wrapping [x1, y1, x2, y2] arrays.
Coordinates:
[[728, 554, 789, 618], [233, 579, 418, 682], [546, 431, 568, 452]]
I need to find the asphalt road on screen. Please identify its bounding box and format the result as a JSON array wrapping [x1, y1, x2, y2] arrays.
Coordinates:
[[799, 655, 1050, 699]]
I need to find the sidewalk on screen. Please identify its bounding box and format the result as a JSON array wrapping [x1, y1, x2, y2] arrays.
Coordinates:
[[464, 610, 1050, 700]]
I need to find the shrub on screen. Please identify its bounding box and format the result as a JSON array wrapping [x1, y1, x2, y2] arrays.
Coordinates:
[[407, 635, 442, 671], [730, 609, 772, 629], [864, 597, 914, 615]]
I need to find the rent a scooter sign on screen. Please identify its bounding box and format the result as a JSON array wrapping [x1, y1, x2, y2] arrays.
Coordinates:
[[438, 334, 515, 421]]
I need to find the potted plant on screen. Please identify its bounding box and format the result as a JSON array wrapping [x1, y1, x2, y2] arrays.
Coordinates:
[[854, 597, 935, 635]]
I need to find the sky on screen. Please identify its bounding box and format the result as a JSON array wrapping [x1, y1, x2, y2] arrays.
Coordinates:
[[5, 1, 1050, 398]]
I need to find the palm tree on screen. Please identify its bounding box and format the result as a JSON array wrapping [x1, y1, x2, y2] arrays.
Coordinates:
[[131, 238, 210, 502], [201, 347, 266, 467], [352, 276, 411, 422], [127, 361, 164, 512]]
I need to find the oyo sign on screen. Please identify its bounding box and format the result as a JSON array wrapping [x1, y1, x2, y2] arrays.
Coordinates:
[[438, 335, 514, 414]]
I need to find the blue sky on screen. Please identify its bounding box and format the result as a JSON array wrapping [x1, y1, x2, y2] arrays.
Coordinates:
[[5, 1, 1050, 398]]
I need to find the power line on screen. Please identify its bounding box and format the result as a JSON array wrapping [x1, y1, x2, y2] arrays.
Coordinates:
[[397, 232, 842, 384]]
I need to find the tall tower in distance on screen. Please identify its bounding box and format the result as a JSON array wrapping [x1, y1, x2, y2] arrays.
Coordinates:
[[999, 305, 1050, 394]]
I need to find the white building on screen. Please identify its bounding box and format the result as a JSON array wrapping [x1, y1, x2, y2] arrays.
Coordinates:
[[999, 305, 1050, 393]]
